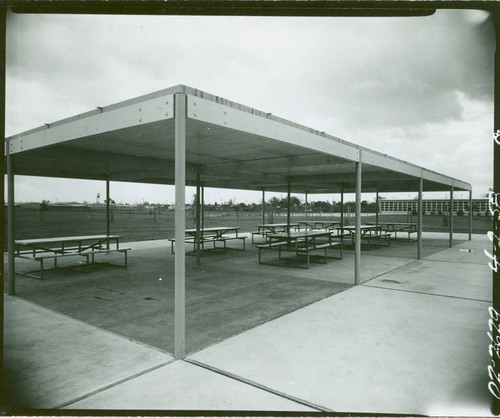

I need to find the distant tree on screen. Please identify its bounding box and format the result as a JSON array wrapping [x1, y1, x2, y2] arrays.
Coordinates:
[[40, 200, 50, 221], [278, 197, 288, 208], [268, 197, 280, 208], [289, 196, 302, 211], [311, 201, 331, 213]]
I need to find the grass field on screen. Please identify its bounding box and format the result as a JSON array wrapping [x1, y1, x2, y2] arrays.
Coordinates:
[[3, 205, 492, 244]]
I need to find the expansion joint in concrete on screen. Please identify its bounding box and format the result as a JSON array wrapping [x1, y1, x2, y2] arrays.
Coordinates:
[[54, 359, 177, 409], [361, 283, 492, 304], [184, 358, 332, 413]]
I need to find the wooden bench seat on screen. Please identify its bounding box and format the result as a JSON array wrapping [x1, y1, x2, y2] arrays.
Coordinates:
[[169, 235, 247, 254], [296, 244, 328, 267], [390, 228, 417, 241], [169, 237, 215, 254], [18, 247, 130, 280], [257, 239, 343, 269], [221, 236, 247, 250], [354, 232, 391, 250], [255, 241, 290, 263], [251, 231, 263, 243], [296, 241, 343, 268], [82, 247, 130, 266]]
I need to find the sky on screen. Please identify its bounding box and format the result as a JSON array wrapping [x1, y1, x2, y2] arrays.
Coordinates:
[[4, 9, 495, 205]]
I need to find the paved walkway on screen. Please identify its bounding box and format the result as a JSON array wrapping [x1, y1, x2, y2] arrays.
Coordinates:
[[3, 233, 494, 414]]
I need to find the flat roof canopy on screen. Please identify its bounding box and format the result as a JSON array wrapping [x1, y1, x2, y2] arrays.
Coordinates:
[[5, 85, 471, 194]]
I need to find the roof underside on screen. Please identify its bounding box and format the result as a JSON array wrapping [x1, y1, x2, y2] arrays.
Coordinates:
[[6, 85, 471, 194]]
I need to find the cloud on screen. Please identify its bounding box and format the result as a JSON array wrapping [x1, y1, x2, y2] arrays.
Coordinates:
[[4, 10, 493, 201]]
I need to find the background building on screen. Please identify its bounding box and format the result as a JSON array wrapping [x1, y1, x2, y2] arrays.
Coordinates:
[[379, 198, 488, 215]]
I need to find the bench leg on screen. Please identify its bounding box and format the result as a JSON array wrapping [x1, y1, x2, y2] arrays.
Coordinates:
[[54, 257, 58, 269], [124, 250, 128, 267], [258, 248, 262, 264], [40, 259, 44, 280], [306, 253, 309, 269], [171, 241, 174, 254]]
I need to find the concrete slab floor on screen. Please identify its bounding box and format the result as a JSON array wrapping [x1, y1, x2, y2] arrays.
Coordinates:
[[190, 285, 493, 415], [219, 235, 454, 286], [341, 237, 467, 260], [425, 233, 491, 265], [7, 245, 351, 355], [3, 296, 172, 410], [4, 234, 467, 358], [365, 259, 491, 302], [64, 360, 314, 411], [4, 233, 491, 413], [218, 248, 413, 285]]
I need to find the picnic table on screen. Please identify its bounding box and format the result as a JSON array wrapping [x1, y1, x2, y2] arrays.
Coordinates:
[[298, 220, 340, 230], [169, 226, 246, 253], [14, 234, 129, 280], [251, 223, 300, 243], [367, 222, 418, 241], [256, 230, 342, 268], [337, 225, 391, 250]]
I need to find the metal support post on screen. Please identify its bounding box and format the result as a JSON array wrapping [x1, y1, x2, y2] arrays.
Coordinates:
[[195, 169, 201, 266], [262, 190, 265, 225], [340, 185, 344, 244], [106, 178, 110, 249], [375, 191, 379, 227], [287, 181, 291, 236], [7, 141, 15, 295], [340, 186, 344, 227], [468, 189, 472, 240], [174, 92, 186, 359], [201, 184, 205, 231], [449, 185, 454, 248], [355, 156, 362, 285], [305, 192, 308, 233], [417, 178, 423, 259]]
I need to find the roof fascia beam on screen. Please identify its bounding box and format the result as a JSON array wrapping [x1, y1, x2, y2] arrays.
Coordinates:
[[8, 94, 175, 154], [10, 146, 201, 179], [289, 170, 413, 184], [187, 94, 360, 161], [201, 153, 350, 177]]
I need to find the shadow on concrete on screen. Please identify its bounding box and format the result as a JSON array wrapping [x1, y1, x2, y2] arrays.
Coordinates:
[[5, 235, 461, 355], [8, 245, 351, 355]]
